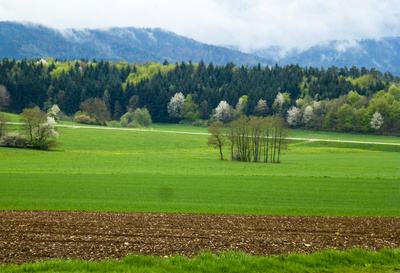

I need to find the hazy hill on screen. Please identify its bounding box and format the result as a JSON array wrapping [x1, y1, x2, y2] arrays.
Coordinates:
[[252, 37, 400, 75], [2, 21, 400, 75], [0, 21, 269, 66]]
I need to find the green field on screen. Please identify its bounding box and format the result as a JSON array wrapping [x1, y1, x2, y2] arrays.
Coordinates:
[[2, 249, 400, 273], [1, 124, 399, 216]]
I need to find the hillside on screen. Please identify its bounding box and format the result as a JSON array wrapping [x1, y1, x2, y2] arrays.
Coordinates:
[[0, 21, 269, 66], [253, 37, 400, 76]]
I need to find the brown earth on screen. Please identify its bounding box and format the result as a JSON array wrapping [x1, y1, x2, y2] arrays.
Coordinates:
[[0, 210, 399, 265]]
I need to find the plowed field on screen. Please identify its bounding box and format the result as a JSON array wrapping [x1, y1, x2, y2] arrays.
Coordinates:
[[1, 210, 399, 265]]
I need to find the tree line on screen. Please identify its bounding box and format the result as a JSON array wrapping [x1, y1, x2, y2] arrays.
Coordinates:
[[0, 58, 398, 135]]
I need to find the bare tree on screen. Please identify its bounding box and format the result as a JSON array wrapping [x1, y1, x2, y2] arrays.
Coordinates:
[[207, 121, 227, 160], [209, 116, 289, 163], [0, 85, 10, 110], [0, 112, 11, 137], [274, 117, 289, 163]]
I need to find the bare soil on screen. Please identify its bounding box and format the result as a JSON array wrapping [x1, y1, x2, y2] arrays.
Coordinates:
[[0, 210, 399, 265]]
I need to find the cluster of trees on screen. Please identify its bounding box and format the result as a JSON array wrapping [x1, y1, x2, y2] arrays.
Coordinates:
[[0, 108, 59, 150], [0, 58, 398, 135], [207, 116, 289, 163], [284, 86, 400, 135]]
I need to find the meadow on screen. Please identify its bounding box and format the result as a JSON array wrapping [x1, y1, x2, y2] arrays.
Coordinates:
[[0, 122, 399, 216], [1, 121, 400, 272]]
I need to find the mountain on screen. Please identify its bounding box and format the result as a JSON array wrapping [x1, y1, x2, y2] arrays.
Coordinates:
[[0, 21, 269, 66], [252, 37, 400, 76], [2, 21, 400, 76]]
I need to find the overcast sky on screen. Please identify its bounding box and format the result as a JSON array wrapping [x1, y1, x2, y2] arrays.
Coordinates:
[[1, 0, 400, 52]]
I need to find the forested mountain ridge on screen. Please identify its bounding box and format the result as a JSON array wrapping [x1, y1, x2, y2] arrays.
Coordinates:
[[252, 37, 400, 76], [0, 21, 269, 66], [3, 21, 400, 77]]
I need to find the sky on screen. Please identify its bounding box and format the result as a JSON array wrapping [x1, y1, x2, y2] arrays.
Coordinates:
[[1, 0, 400, 53]]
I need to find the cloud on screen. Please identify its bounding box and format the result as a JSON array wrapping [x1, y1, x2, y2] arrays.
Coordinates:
[[1, 0, 400, 52], [334, 40, 360, 53]]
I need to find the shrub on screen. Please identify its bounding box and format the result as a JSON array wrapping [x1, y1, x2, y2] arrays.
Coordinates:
[[108, 120, 120, 127], [127, 120, 140, 128], [120, 116, 128, 127], [120, 108, 152, 128], [0, 133, 28, 148], [74, 115, 97, 125]]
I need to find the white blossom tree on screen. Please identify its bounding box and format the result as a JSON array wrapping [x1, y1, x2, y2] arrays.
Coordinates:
[[47, 104, 61, 121], [273, 92, 291, 116], [167, 92, 185, 119], [313, 101, 322, 112], [254, 99, 269, 117], [286, 106, 301, 126], [273, 92, 284, 109], [20, 108, 59, 149], [302, 105, 314, 124], [214, 101, 234, 123], [370, 111, 384, 130]]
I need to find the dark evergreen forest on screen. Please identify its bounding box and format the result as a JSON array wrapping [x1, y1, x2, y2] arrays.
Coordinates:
[[1, 58, 400, 135], [0, 59, 389, 118]]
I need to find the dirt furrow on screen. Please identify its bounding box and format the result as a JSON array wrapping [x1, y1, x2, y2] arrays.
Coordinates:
[[0, 210, 399, 265]]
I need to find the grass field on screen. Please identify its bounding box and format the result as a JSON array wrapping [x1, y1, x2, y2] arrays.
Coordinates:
[[2, 249, 400, 273], [0, 123, 399, 216]]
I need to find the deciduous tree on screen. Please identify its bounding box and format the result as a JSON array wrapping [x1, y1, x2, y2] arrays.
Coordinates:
[[214, 101, 234, 123], [207, 121, 227, 160], [167, 92, 185, 119], [370, 111, 384, 130], [0, 85, 10, 110], [80, 98, 111, 125], [20, 108, 59, 149], [286, 106, 301, 126]]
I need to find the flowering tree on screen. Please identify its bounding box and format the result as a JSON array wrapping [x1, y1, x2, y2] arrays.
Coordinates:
[[273, 92, 291, 116], [167, 92, 185, 119], [286, 106, 301, 126], [273, 92, 284, 109], [370, 111, 384, 130], [254, 99, 269, 117], [302, 105, 314, 124], [47, 104, 61, 121], [20, 108, 59, 149], [214, 101, 234, 123]]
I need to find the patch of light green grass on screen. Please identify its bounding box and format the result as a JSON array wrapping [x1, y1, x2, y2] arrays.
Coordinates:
[[1, 249, 400, 273], [291, 129, 400, 144]]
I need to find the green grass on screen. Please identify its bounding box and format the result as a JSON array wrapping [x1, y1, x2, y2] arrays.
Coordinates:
[[0, 124, 399, 216], [2, 249, 400, 273], [290, 129, 400, 143]]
